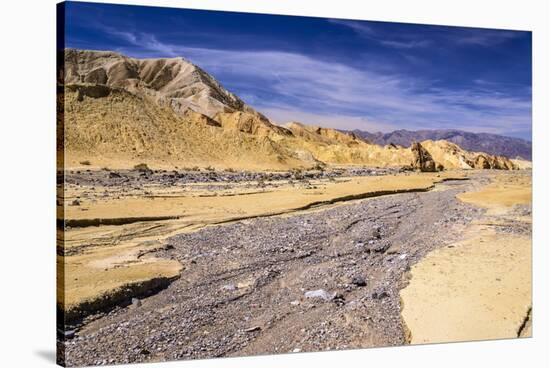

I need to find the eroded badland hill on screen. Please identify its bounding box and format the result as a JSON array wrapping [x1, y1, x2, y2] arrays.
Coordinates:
[[59, 49, 525, 172]]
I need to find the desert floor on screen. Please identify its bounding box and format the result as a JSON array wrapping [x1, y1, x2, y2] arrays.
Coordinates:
[[57, 168, 531, 366], [401, 172, 532, 343]]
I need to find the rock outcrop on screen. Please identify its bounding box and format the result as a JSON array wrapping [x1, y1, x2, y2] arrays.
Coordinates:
[[183, 109, 221, 127], [411, 142, 437, 172], [421, 140, 517, 170], [214, 111, 293, 138]]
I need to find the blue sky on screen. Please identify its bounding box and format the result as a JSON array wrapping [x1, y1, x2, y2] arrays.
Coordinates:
[[63, 1, 532, 140]]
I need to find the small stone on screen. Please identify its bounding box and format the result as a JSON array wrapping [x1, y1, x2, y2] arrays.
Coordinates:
[[372, 227, 382, 239], [351, 276, 367, 287], [292, 348, 301, 353], [333, 293, 345, 306], [222, 284, 237, 291], [290, 300, 300, 306], [131, 298, 142, 308], [372, 289, 389, 300], [304, 289, 334, 301], [60, 329, 75, 339], [244, 326, 261, 333]]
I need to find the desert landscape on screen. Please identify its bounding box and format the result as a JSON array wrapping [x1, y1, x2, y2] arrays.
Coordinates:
[[56, 48, 532, 366]]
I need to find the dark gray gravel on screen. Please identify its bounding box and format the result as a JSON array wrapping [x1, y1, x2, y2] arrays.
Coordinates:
[[62, 167, 399, 188]]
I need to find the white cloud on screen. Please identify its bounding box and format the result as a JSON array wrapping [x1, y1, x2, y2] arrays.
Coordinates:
[[101, 25, 138, 45], [328, 19, 526, 49], [379, 39, 432, 49], [327, 19, 433, 50], [102, 29, 531, 136], [260, 107, 398, 132], [454, 29, 525, 46], [327, 19, 377, 38]]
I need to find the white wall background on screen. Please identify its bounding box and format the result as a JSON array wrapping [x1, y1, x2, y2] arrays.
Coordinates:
[[0, 0, 547, 367]]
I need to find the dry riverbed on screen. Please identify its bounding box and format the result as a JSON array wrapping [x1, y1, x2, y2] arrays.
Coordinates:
[[57, 168, 465, 324], [57, 169, 531, 366]]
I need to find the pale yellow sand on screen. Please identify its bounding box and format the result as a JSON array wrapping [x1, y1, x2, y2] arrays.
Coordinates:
[[400, 172, 532, 344], [401, 228, 531, 343], [457, 173, 531, 212], [64, 173, 463, 222]]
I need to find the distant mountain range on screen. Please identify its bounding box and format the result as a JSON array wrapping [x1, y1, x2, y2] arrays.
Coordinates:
[[349, 129, 531, 160]]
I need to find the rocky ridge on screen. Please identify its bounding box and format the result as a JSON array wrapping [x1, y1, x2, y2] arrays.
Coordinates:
[[352, 128, 532, 161]]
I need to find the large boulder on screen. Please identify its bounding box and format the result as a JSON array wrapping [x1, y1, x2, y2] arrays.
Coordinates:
[[411, 142, 437, 172]]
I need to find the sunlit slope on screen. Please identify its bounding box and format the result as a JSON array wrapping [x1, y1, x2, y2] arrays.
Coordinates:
[[62, 85, 305, 170], [60, 49, 524, 171], [421, 140, 516, 170]]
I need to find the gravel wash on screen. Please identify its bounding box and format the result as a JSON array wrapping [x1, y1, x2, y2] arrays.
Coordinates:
[[62, 176, 487, 366]]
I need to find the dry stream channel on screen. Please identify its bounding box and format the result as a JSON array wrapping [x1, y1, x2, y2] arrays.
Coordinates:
[[58, 170, 531, 366]]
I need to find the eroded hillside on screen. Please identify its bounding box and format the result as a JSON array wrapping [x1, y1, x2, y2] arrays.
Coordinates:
[[59, 49, 523, 171]]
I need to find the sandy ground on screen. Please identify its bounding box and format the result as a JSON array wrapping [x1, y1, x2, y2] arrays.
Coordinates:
[[58, 171, 467, 322], [400, 171, 532, 344], [62, 175, 484, 366], [63, 172, 463, 221], [57, 170, 533, 366]]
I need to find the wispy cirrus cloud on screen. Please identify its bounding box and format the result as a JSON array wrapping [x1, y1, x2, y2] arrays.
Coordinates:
[[327, 19, 433, 49], [328, 18, 525, 49], [454, 29, 524, 46], [101, 29, 531, 136], [379, 39, 432, 49], [69, 12, 531, 138], [327, 19, 377, 38], [99, 24, 180, 57], [64, 1, 532, 138], [102, 25, 138, 44]]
